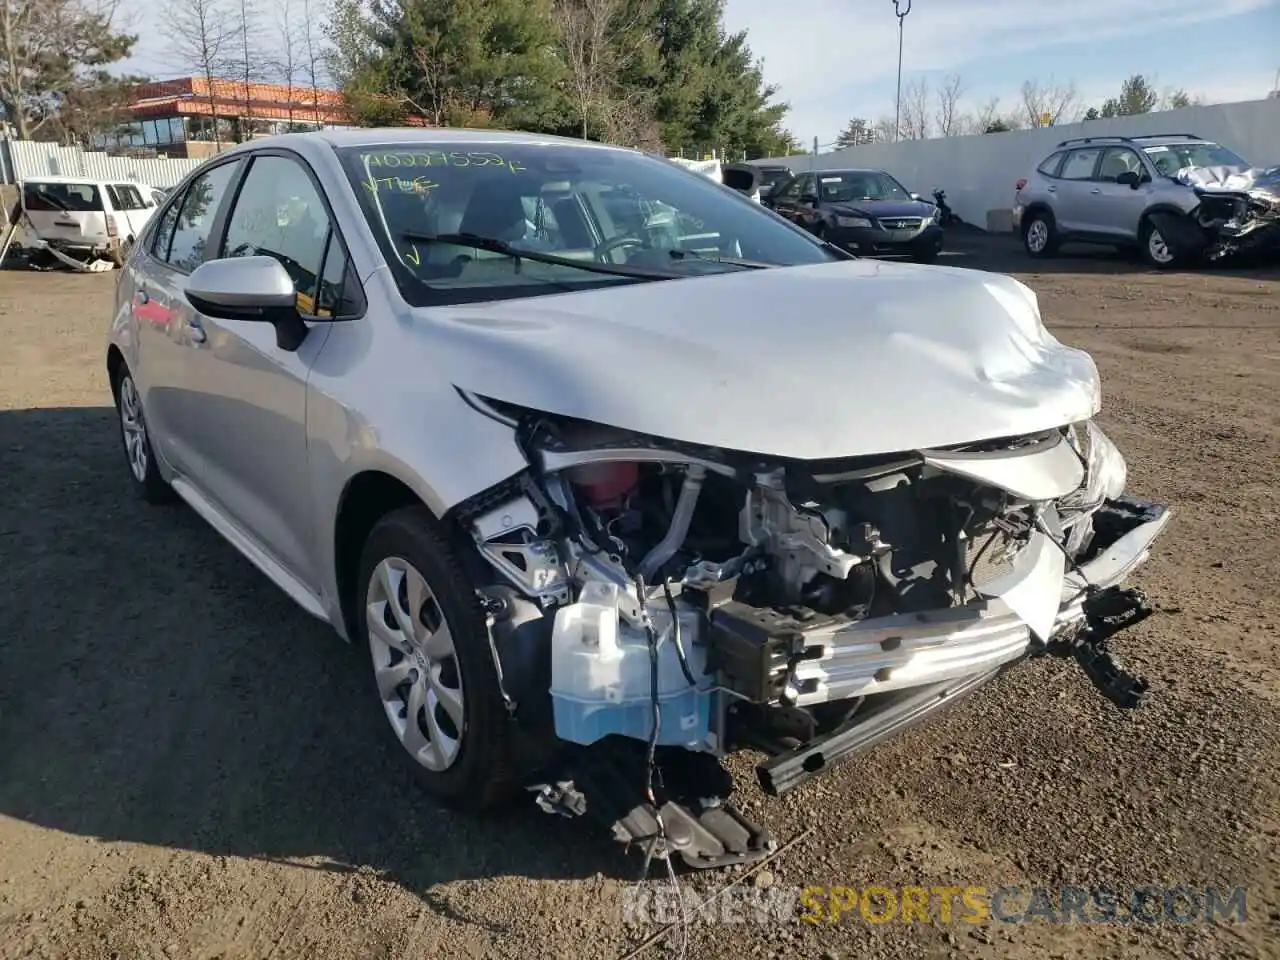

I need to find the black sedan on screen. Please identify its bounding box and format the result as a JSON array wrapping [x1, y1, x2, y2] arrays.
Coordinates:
[[766, 168, 943, 262]]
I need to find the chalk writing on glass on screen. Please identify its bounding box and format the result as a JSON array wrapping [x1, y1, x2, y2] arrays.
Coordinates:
[[360, 175, 440, 195], [363, 151, 526, 174]]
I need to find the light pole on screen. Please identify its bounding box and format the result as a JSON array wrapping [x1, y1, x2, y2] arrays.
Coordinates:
[[892, 0, 912, 142]]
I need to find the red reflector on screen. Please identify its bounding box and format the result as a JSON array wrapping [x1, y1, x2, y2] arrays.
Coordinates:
[[1015, 179, 1027, 191]]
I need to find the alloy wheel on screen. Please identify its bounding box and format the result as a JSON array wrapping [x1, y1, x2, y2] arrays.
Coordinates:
[[118, 375, 148, 482], [1147, 228, 1173, 265], [1026, 219, 1049, 253], [366, 556, 465, 772]]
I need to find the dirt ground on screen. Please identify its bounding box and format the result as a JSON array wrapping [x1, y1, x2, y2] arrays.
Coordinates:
[[1, 236, 1278, 960]]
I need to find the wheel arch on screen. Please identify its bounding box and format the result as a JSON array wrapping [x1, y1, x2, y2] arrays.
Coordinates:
[[1022, 202, 1055, 227], [333, 469, 427, 642], [106, 344, 126, 398]]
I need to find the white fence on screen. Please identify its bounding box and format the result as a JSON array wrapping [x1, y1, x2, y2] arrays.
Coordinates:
[[755, 97, 1280, 232], [0, 139, 203, 189]]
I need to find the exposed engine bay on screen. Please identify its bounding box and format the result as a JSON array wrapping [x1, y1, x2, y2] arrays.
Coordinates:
[[1183, 164, 1280, 259], [452, 396, 1171, 868]]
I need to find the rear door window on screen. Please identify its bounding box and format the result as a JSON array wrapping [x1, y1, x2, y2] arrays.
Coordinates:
[[164, 161, 241, 273], [1059, 148, 1102, 180]]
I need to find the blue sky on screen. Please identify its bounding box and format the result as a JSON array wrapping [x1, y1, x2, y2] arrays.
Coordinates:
[[721, 0, 1280, 143], [119, 0, 1279, 145]]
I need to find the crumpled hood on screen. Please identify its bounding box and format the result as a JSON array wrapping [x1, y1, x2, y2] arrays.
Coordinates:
[[419, 258, 1101, 461]]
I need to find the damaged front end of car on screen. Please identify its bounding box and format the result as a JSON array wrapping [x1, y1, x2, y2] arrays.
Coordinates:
[[445, 392, 1171, 870], [1188, 165, 1280, 260]]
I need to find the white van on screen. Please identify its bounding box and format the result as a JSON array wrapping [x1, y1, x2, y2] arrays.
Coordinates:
[[19, 176, 162, 264]]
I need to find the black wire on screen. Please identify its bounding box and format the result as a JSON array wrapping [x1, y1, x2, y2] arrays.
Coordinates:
[[663, 579, 698, 687], [633, 572, 664, 880]]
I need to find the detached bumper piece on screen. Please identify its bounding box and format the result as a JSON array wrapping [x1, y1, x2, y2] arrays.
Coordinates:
[[527, 738, 778, 870], [1040, 585, 1152, 708]]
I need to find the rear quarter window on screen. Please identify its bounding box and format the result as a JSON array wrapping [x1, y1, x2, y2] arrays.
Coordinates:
[[1036, 152, 1065, 177]]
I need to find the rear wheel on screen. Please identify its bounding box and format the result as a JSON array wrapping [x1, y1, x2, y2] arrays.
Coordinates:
[[356, 506, 516, 808], [112, 237, 134, 267], [1022, 211, 1059, 258]]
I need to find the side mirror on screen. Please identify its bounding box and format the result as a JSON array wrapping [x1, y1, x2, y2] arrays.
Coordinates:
[[910, 193, 923, 201], [185, 256, 309, 352], [1116, 170, 1141, 189]]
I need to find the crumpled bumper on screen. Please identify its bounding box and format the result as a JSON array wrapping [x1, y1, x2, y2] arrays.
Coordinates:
[[777, 496, 1170, 708]]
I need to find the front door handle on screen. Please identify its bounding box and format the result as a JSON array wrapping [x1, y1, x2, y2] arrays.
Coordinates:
[[1090, 188, 1102, 194], [1046, 186, 1056, 193], [187, 318, 207, 344]]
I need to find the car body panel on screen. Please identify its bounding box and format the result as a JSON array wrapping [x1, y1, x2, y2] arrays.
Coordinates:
[[109, 128, 1101, 650], [427, 258, 1100, 461]]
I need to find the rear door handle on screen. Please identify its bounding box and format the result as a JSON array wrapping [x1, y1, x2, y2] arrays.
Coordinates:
[[1090, 188, 1102, 194], [1045, 186, 1056, 193], [187, 318, 207, 344]]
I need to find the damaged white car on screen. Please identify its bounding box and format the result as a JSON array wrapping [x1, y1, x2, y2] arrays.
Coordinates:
[[107, 129, 1171, 870]]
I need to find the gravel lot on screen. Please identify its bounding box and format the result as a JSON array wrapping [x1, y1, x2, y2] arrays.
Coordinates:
[[1, 237, 1278, 960]]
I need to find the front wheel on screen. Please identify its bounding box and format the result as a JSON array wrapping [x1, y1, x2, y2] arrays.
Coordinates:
[[1139, 218, 1183, 269], [113, 365, 174, 504], [356, 506, 516, 808], [911, 242, 940, 264]]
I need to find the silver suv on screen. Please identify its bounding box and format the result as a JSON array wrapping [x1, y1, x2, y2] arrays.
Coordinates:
[[1013, 133, 1248, 267]]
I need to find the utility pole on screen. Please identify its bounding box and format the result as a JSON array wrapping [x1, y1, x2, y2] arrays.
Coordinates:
[[892, 0, 912, 142]]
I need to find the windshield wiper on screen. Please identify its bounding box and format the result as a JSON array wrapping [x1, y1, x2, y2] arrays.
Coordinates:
[[666, 249, 771, 269], [398, 231, 677, 280]]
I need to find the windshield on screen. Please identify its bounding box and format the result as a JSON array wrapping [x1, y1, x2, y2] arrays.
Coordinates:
[[23, 181, 103, 213], [1143, 141, 1247, 177], [336, 142, 836, 306], [815, 171, 912, 203]]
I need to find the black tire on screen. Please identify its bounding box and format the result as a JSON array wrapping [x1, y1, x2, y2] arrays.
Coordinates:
[[1138, 217, 1183, 269], [355, 506, 516, 808], [1022, 210, 1059, 258], [111, 363, 175, 504], [911, 242, 939, 264], [112, 237, 134, 267]]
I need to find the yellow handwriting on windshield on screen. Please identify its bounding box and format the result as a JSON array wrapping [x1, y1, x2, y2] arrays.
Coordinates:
[[364, 151, 525, 175], [361, 175, 439, 195]]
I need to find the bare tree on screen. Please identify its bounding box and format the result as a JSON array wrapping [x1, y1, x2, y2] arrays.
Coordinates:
[[230, 0, 266, 140], [300, 0, 324, 125], [269, 0, 301, 126], [1019, 76, 1079, 127], [898, 76, 930, 139], [872, 115, 897, 142], [552, 0, 646, 142], [934, 73, 965, 137], [162, 0, 234, 147]]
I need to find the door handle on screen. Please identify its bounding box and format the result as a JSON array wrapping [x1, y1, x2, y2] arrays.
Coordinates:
[[1090, 188, 1102, 194], [187, 318, 207, 344], [137, 289, 149, 304], [1045, 186, 1056, 193]]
